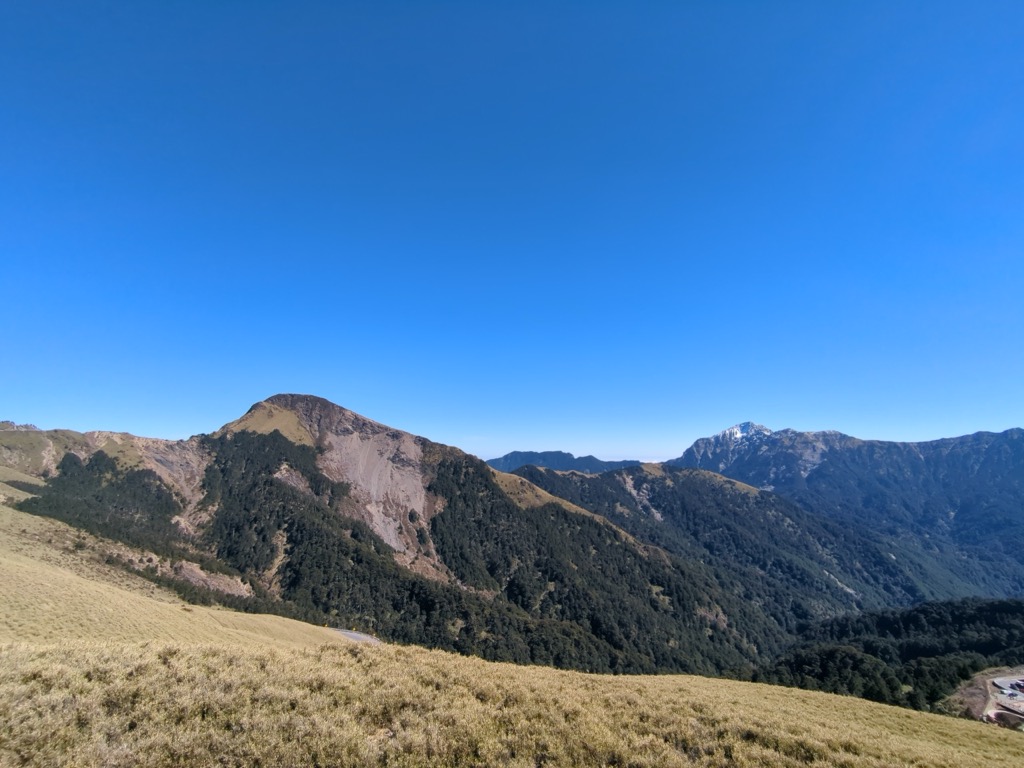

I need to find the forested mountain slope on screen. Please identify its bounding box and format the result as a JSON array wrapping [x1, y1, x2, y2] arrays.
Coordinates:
[[755, 597, 1024, 711], [513, 464, 950, 624], [668, 424, 1024, 596]]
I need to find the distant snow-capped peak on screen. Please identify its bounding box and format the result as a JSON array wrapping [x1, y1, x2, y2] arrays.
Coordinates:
[[716, 422, 772, 442]]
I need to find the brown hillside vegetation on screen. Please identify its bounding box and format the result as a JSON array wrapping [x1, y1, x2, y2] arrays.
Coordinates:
[[2, 503, 1021, 767], [4, 640, 1021, 768]]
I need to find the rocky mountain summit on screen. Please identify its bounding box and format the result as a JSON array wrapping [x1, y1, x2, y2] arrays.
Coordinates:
[[669, 423, 850, 488], [668, 424, 1023, 530], [218, 394, 440, 575]]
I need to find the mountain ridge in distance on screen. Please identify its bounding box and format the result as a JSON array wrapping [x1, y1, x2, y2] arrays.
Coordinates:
[[482, 419, 1024, 607], [487, 450, 641, 474], [668, 421, 1024, 596]]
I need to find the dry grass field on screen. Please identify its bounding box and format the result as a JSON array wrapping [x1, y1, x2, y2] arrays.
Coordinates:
[[2, 501, 1020, 767], [0, 501, 349, 649]]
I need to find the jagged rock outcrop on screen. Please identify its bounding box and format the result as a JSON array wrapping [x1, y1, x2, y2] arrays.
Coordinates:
[[0, 421, 39, 431], [670, 423, 848, 489]]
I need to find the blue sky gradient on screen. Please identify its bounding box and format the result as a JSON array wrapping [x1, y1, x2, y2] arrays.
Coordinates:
[[2, 2, 1022, 460]]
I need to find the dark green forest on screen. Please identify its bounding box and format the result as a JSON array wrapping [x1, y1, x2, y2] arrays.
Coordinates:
[[669, 427, 1024, 597], [428, 451, 785, 673], [17, 451, 185, 555], [754, 598, 1024, 709], [513, 465, 932, 627]]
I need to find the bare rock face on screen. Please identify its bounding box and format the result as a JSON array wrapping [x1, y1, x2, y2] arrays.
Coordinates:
[[225, 395, 440, 575]]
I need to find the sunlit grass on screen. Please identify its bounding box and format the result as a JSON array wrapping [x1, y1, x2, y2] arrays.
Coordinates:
[[217, 400, 316, 446], [0, 503, 350, 648], [4, 640, 1020, 767]]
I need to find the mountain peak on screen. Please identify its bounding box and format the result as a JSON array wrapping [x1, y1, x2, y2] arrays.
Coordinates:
[[223, 394, 411, 448], [716, 422, 772, 442], [263, 392, 339, 411]]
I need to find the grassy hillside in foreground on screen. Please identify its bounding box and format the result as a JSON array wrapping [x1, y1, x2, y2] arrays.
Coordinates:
[[0, 502, 350, 649], [8, 640, 1024, 768], [2, 503, 1022, 766]]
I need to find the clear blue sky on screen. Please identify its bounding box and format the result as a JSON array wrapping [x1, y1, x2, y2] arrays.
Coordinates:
[[2, 2, 1022, 461]]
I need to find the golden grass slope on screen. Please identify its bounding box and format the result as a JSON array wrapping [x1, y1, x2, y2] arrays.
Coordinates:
[[4, 639, 1022, 767], [0, 504, 349, 649], [215, 399, 316, 447], [492, 469, 604, 520], [2, 504, 1021, 766]]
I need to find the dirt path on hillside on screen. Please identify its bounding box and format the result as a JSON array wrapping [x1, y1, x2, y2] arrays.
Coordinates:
[[335, 629, 381, 645]]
